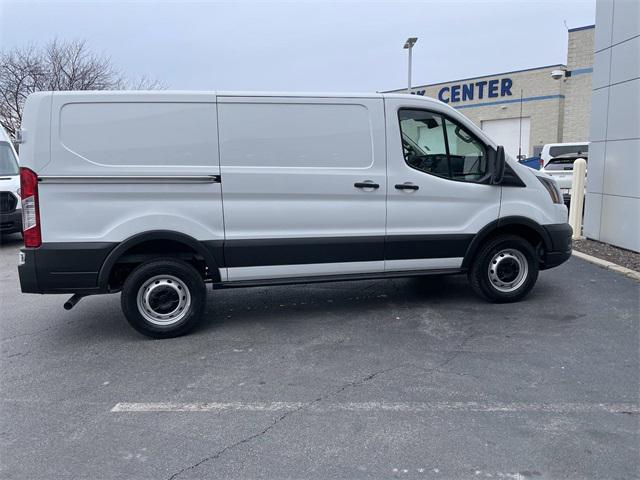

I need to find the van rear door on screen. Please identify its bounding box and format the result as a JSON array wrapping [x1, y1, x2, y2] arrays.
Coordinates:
[[217, 95, 387, 281], [383, 98, 501, 272]]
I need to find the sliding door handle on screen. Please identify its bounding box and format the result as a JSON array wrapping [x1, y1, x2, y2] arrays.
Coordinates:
[[354, 181, 380, 189], [395, 183, 419, 191]]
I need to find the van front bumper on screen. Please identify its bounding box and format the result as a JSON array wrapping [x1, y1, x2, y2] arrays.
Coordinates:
[[541, 223, 573, 270]]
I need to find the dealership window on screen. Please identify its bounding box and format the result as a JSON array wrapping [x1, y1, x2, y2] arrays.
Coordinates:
[[399, 109, 488, 182]]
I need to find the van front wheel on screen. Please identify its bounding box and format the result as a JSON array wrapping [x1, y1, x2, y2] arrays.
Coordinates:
[[121, 259, 206, 338], [468, 234, 539, 303]]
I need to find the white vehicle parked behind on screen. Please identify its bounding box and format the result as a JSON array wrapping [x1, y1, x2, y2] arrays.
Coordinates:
[[539, 142, 589, 204], [18, 91, 572, 338], [0, 126, 21, 236]]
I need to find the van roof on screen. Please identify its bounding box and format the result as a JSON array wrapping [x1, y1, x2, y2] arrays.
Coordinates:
[[218, 91, 385, 98], [48, 90, 386, 98], [46, 90, 445, 106]]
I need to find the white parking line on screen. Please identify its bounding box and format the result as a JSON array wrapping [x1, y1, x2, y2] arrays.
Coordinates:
[[111, 401, 639, 414]]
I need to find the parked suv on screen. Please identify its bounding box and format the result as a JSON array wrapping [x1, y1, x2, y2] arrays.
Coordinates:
[[541, 153, 589, 205], [0, 126, 21, 237], [17, 91, 572, 338], [539, 142, 589, 205]]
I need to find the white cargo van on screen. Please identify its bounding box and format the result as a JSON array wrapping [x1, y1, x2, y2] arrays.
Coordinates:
[[0, 126, 22, 236], [18, 91, 572, 338]]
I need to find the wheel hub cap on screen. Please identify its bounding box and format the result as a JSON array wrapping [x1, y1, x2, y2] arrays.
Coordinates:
[[137, 275, 191, 326], [488, 249, 528, 293]]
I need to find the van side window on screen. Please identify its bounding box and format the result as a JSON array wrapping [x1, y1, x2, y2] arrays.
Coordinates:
[[398, 110, 450, 177], [443, 118, 487, 181], [399, 109, 488, 182]]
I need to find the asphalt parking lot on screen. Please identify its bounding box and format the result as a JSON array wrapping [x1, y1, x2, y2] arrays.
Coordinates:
[[0, 232, 638, 480]]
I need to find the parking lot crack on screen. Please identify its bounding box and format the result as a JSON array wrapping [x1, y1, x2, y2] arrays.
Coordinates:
[[440, 329, 476, 364], [166, 404, 305, 480], [165, 366, 398, 479], [411, 328, 477, 376]]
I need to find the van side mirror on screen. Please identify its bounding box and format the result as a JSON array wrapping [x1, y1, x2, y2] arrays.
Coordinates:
[[491, 146, 506, 185]]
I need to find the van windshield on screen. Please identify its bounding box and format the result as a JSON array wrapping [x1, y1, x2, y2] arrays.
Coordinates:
[[0, 142, 19, 176]]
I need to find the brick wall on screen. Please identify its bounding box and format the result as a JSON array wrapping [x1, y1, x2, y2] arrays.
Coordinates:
[[389, 66, 566, 157], [562, 26, 595, 142]]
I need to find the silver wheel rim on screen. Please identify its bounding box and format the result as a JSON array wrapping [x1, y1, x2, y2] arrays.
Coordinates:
[[487, 248, 529, 293], [136, 275, 191, 326]]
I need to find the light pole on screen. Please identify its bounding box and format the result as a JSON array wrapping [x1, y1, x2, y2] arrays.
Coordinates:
[[403, 37, 418, 93]]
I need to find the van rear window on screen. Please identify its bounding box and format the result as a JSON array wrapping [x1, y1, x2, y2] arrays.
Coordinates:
[[549, 145, 588, 157], [545, 156, 587, 170]]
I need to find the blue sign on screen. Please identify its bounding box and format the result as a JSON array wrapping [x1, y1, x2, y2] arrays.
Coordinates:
[[437, 78, 513, 103]]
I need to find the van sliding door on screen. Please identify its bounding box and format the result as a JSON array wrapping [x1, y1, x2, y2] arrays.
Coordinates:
[[217, 96, 387, 282]]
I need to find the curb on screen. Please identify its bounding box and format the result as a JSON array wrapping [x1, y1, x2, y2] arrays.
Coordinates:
[[572, 250, 640, 281]]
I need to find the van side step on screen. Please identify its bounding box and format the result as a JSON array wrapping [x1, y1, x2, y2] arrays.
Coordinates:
[[213, 268, 463, 289]]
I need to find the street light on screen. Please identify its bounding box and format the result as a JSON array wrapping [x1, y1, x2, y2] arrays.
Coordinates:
[[403, 37, 418, 93]]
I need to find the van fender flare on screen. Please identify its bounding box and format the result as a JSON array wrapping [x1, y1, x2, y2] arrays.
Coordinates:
[[97, 230, 222, 289], [461, 216, 553, 269]]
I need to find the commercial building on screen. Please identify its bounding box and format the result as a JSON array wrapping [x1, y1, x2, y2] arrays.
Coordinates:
[[583, 0, 639, 252], [385, 25, 595, 160]]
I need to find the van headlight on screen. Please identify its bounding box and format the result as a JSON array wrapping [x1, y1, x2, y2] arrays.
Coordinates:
[[537, 176, 563, 204]]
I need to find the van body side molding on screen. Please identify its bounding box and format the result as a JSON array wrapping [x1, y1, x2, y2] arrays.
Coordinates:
[[223, 234, 473, 268], [37, 175, 221, 184], [215, 268, 462, 289]]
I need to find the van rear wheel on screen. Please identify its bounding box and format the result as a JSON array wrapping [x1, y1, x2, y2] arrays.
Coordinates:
[[121, 258, 206, 338], [468, 234, 539, 303]]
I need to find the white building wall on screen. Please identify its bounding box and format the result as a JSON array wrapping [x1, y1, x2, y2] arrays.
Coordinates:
[[583, 0, 640, 252]]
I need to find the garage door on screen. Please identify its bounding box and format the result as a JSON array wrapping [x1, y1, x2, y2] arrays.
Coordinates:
[[481, 117, 530, 159]]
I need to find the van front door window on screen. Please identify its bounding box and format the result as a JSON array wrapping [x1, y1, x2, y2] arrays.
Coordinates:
[[399, 109, 488, 182]]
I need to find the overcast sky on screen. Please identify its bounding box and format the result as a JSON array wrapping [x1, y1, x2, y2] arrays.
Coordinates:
[[1, 0, 595, 92]]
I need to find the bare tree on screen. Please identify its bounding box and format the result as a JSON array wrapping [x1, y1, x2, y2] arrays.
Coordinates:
[[0, 39, 163, 138]]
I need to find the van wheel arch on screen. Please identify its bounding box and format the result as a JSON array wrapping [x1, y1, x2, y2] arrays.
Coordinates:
[[98, 231, 222, 290], [462, 217, 552, 270]]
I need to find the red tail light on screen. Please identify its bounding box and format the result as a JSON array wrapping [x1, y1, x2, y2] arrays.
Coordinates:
[[20, 167, 41, 248], [539, 158, 544, 169]]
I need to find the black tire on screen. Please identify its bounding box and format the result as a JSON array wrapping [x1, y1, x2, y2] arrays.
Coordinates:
[[468, 234, 539, 303], [121, 258, 206, 338]]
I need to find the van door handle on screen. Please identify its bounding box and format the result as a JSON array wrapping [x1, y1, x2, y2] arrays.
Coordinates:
[[354, 181, 380, 189], [395, 183, 419, 191]]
